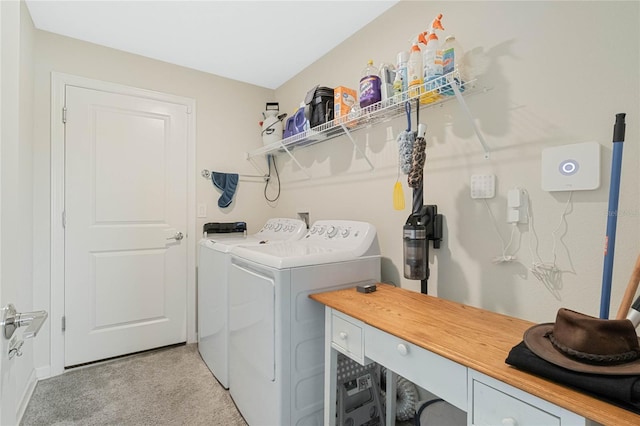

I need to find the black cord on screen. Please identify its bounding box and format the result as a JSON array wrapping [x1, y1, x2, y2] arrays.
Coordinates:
[[264, 154, 281, 202]]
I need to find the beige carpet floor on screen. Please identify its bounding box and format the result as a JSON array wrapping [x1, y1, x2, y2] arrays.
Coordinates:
[[21, 344, 247, 426]]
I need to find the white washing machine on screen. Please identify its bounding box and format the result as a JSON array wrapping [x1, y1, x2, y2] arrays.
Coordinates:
[[228, 220, 381, 426], [197, 218, 307, 389]]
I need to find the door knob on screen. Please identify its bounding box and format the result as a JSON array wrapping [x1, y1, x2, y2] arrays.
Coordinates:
[[2, 304, 48, 340], [166, 231, 184, 241]]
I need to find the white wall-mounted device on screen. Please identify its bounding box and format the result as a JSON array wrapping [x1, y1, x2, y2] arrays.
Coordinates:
[[541, 141, 600, 191], [470, 174, 495, 199], [507, 188, 529, 224]]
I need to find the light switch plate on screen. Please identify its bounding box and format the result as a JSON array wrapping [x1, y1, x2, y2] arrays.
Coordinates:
[[197, 203, 207, 218], [470, 174, 496, 199]]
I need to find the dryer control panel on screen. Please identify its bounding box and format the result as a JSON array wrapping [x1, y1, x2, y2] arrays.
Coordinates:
[[256, 218, 307, 240]]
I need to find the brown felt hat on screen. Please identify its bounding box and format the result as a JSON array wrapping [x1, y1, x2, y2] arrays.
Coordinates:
[[523, 308, 640, 375]]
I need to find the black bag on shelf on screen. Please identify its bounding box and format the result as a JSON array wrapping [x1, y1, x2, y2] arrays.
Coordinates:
[[304, 85, 334, 129]]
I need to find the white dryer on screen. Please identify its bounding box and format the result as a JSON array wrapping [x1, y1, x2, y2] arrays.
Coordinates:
[[197, 218, 306, 389], [228, 220, 381, 426]]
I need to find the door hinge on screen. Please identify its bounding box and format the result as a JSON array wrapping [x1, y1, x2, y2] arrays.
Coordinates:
[[62, 107, 67, 123], [61, 316, 66, 332], [62, 211, 66, 228]]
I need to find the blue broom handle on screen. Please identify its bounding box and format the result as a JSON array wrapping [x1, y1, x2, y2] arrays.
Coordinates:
[[600, 113, 626, 319]]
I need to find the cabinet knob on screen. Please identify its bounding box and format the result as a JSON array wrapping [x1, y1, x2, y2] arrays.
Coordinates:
[[501, 417, 517, 426], [397, 343, 408, 356], [339, 331, 348, 340]]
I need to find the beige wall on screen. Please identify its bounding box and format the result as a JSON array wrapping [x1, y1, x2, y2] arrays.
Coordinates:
[[25, 0, 640, 379], [273, 1, 640, 323], [31, 30, 277, 372]]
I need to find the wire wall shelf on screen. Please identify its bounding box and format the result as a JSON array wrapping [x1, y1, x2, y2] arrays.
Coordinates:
[[246, 70, 490, 178]]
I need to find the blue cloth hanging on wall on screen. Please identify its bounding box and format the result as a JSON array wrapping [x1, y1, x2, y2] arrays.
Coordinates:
[[212, 172, 239, 208]]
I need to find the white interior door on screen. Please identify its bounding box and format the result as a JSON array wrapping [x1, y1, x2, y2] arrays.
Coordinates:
[[1, 2, 18, 422], [64, 85, 188, 367]]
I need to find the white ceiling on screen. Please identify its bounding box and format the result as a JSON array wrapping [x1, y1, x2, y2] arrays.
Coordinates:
[[25, 0, 399, 89]]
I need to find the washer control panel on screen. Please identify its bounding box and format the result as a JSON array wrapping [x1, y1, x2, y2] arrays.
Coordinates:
[[256, 218, 307, 240], [305, 220, 376, 249]]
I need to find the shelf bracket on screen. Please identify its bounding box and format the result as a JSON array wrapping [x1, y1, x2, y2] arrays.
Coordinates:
[[451, 81, 490, 159], [279, 142, 312, 179], [339, 124, 374, 171], [246, 142, 312, 179], [246, 154, 270, 177]]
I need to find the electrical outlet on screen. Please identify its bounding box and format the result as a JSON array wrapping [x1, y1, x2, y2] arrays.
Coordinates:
[[297, 211, 310, 228], [470, 174, 496, 199], [507, 188, 521, 208]]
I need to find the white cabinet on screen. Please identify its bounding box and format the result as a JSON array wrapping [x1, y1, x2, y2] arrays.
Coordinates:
[[314, 285, 633, 426], [325, 309, 592, 426]]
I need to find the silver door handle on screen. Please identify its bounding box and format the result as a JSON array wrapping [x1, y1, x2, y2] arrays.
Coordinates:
[[9, 339, 24, 359], [166, 231, 184, 241], [2, 304, 48, 340]]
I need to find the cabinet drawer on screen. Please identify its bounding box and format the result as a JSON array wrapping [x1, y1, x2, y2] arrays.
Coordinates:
[[472, 379, 559, 426], [364, 325, 467, 411], [469, 372, 587, 426], [331, 312, 365, 364]]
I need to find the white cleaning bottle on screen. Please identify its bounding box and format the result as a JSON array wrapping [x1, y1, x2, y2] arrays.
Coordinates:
[[422, 13, 444, 103], [396, 51, 409, 98], [441, 34, 467, 95], [393, 71, 403, 103], [407, 43, 423, 100]]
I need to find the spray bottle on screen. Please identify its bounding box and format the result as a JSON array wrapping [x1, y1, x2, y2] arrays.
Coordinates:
[[396, 51, 409, 99], [422, 13, 444, 103], [393, 71, 403, 103], [407, 43, 423, 100]]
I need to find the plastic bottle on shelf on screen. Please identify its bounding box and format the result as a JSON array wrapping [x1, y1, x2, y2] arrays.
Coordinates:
[[393, 71, 403, 103], [441, 34, 467, 96], [359, 60, 382, 109], [378, 63, 396, 105], [422, 14, 444, 104], [396, 51, 409, 99], [407, 43, 423, 100]]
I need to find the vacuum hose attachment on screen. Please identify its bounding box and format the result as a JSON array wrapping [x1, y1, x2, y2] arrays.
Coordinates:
[[396, 376, 419, 421], [380, 367, 419, 422]]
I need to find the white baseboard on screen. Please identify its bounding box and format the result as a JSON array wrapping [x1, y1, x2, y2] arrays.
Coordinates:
[[16, 368, 38, 424], [35, 365, 51, 379]]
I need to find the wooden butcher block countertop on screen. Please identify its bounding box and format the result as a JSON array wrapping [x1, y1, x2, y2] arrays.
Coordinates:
[[310, 283, 640, 426]]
